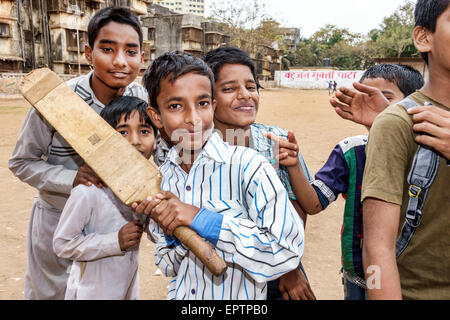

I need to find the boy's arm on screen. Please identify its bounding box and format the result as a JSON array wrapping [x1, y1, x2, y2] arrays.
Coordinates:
[[8, 108, 101, 194], [362, 198, 402, 300], [53, 187, 125, 261], [9, 108, 78, 195], [264, 131, 322, 215], [361, 106, 415, 300]]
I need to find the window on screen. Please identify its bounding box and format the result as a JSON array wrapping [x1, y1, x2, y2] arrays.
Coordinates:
[[66, 29, 87, 52], [0, 23, 11, 38]]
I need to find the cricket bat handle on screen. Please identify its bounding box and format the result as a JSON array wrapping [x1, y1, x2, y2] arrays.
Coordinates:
[[173, 226, 227, 277], [154, 199, 227, 277]]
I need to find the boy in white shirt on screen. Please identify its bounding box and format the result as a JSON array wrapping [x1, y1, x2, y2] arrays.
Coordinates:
[[53, 96, 156, 300]]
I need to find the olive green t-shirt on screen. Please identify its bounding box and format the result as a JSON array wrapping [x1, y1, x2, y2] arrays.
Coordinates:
[[362, 91, 450, 300]]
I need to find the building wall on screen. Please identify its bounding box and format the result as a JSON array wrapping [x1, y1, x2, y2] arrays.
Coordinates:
[[0, 1, 24, 72], [156, 0, 204, 16], [1, 0, 280, 80]]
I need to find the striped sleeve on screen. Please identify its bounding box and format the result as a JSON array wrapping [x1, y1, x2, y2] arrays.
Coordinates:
[[214, 154, 304, 283], [148, 218, 188, 277]]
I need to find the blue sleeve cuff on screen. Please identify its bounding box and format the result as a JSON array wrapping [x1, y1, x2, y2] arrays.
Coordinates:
[[164, 234, 181, 247], [190, 208, 223, 245]]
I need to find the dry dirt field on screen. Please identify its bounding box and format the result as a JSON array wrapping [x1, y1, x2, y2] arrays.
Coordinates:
[[0, 88, 366, 300]]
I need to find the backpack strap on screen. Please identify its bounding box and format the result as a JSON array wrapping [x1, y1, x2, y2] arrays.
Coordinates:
[[395, 98, 441, 257]]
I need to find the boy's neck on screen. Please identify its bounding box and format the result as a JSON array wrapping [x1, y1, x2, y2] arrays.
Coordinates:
[[214, 120, 251, 148], [421, 62, 450, 107], [179, 148, 202, 173], [90, 73, 127, 106]]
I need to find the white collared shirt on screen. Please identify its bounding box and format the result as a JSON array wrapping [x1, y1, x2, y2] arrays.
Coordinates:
[[53, 185, 146, 300], [149, 132, 305, 300]]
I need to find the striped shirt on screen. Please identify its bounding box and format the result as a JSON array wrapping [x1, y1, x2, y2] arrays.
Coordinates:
[[8, 71, 147, 211], [149, 132, 305, 300], [311, 135, 368, 281]]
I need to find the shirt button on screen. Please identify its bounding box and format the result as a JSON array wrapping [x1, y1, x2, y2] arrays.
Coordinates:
[[191, 289, 195, 295], [186, 185, 191, 191]]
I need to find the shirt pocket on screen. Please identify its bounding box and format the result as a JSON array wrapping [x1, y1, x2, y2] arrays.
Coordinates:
[[202, 199, 247, 219]]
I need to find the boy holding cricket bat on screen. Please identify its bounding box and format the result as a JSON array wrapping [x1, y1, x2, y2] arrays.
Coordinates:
[[8, 6, 147, 299], [134, 51, 305, 300], [53, 96, 156, 300]]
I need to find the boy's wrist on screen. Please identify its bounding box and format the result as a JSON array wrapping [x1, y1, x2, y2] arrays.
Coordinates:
[[190, 208, 224, 245], [286, 160, 302, 172]]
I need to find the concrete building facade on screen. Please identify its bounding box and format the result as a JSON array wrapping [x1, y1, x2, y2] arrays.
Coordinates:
[[0, 0, 152, 74], [0, 1, 281, 80], [155, 0, 204, 16]]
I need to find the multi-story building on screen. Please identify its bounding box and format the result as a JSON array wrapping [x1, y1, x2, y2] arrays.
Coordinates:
[[0, 0, 281, 79], [142, 9, 230, 59], [155, 0, 204, 16], [0, 0, 152, 73]]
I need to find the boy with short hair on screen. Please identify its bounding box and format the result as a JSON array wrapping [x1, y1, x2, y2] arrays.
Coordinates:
[[267, 64, 424, 300], [362, 0, 450, 299], [135, 51, 304, 300], [8, 6, 147, 299], [203, 46, 315, 300], [53, 96, 156, 300]]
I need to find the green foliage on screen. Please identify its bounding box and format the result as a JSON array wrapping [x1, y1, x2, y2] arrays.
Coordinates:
[[372, 1, 418, 59], [208, 0, 418, 70]]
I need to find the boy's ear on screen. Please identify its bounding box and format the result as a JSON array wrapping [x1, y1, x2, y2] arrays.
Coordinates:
[[413, 26, 432, 55], [211, 99, 217, 113], [146, 106, 164, 130], [85, 44, 93, 64]]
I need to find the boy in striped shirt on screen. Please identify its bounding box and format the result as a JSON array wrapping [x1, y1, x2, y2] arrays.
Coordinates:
[[134, 51, 304, 300], [275, 64, 424, 300], [203, 46, 314, 300]]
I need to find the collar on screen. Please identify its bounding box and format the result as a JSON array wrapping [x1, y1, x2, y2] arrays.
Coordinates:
[[77, 70, 105, 109], [165, 131, 230, 167], [76, 71, 140, 110]]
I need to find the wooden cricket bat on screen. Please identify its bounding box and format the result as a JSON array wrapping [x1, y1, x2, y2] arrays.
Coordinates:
[[20, 68, 227, 277]]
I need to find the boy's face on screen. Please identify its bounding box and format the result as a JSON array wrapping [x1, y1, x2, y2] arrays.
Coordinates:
[[360, 77, 405, 104], [85, 21, 143, 90], [115, 110, 155, 160], [147, 72, 215, 153], [213, 64, 259, 130], [415, 5, 450, 72]]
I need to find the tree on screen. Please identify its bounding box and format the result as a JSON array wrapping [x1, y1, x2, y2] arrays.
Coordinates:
[[208, 0, 272, 53], [373, 1, 418, 59]]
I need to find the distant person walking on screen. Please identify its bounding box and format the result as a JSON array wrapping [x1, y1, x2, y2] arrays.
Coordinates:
[[328, 80, 333, 95], [332, 80, 338, 95]]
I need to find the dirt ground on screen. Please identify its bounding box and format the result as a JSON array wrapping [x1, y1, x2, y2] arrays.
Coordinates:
[[0, 89, 366, 300]]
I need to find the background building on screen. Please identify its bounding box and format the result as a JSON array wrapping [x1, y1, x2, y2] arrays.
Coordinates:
[[0, 0, 281, 80], [155, 0, 205, 16]]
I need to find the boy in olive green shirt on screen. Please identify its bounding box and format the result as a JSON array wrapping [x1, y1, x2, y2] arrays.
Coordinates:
[[361, 0, 450, 300]]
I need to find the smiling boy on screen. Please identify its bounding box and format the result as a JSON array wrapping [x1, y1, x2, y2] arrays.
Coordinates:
[[203, 47, 314, 300], [8, 6, 147, 299], [135, 51, 304, 300]]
